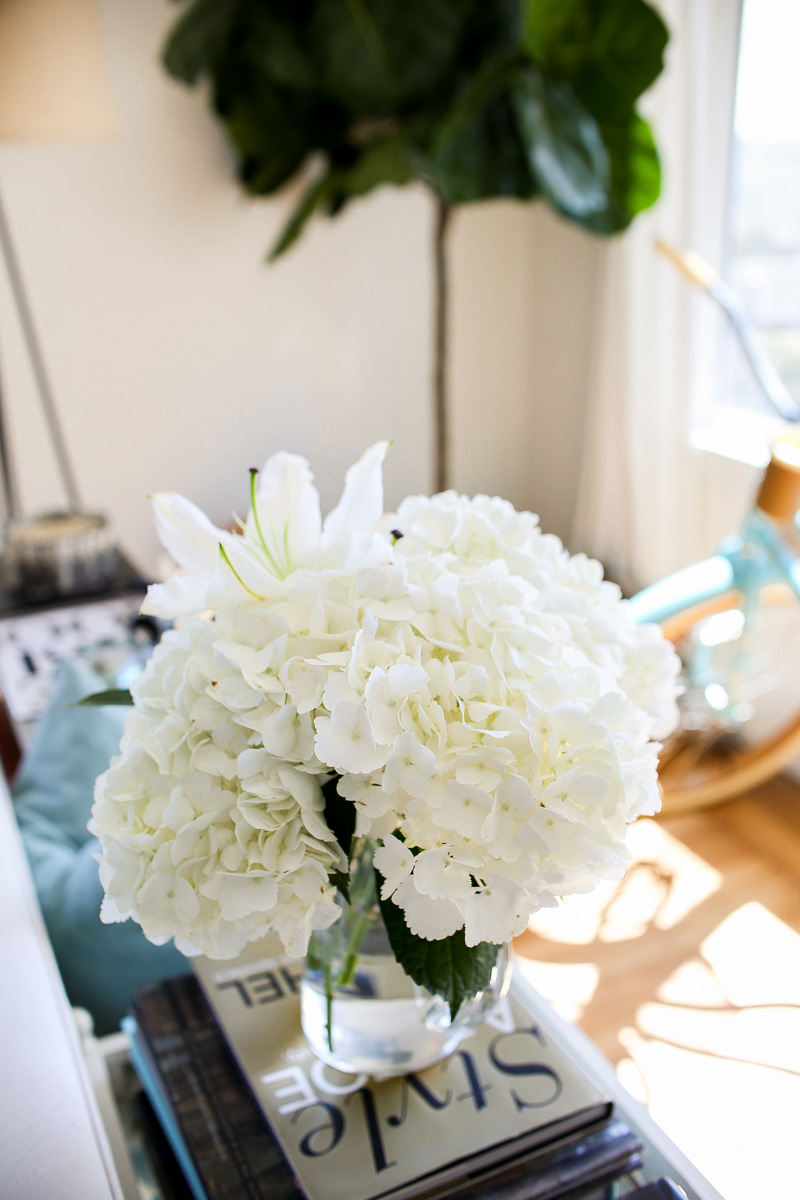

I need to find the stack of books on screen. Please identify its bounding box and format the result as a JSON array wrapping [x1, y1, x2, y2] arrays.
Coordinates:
[[124, 940, 646, 1200]]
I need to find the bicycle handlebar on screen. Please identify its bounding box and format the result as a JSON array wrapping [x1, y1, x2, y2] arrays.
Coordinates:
[[656, 240, 800, 424]]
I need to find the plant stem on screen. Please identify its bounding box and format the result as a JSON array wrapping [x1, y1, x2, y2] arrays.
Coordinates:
[[433, 195, 452, 494], [323, 950, 334, 1052], [336, 908, 371, 989]]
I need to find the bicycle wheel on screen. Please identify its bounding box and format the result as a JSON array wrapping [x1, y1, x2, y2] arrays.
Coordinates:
[[657, 582, 800, 812]]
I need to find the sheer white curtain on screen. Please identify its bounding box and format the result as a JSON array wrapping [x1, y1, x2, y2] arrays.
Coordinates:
[[571, 0, 743, 593]]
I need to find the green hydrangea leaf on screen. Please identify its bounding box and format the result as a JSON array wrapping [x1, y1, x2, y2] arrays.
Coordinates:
[[321, 775, 356, 902], [73, 689, 133, 707], [378, 888, 500, 1018]]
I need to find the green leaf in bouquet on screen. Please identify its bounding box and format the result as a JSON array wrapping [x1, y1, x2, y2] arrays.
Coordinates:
[[378, 888, 500, 1018], [321, 775, 356, 900], [73, 689, 133, 707], [512, 70, 609, 220]]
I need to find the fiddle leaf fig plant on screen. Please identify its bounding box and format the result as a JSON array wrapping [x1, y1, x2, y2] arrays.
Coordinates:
[[162, 0, 668, 485]]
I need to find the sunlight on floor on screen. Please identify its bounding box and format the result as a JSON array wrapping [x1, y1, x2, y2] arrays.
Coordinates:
[[513, 819, 800, 1200], [522, 820, 722, 949]]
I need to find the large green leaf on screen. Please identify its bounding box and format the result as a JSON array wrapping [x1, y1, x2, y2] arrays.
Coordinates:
[[378, 888, 500, 1018], [307, 0, 463, 114], [512, 70, 609, 219], [269, 171, 333, 260], [430, 57, 536, 204], [522, 0, 669, 114], [161, 0, 667, 250], [269, 136, 415, 258], [574, 0, 668, 115], [335, 135, 415, 197], [521, 0, 584, 67], [457, 0, 526, 68], [239, 8, 319, 92], [220, 83, 316, 195], [580, 110, 660, 233], [162, 0, 243, 85]]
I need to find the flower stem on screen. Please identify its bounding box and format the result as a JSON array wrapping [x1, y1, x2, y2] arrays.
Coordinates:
[[336, 908, 371, 989], [323, 950, 334, 1052]]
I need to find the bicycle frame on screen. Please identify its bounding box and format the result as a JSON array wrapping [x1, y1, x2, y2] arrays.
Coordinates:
[[628, 508, 800, 629], [634, 247, 800, 804], [628, 503, 800, 730]]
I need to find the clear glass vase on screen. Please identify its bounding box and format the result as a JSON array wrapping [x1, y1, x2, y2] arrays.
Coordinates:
[[300, 841, 511, 1079]]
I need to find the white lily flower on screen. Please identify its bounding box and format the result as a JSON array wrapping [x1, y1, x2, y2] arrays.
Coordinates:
[[320, 440, 388, 558], [143, 442, 391, 620], [142, 493, 238, 617]]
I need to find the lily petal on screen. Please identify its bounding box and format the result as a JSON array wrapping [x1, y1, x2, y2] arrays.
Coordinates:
[[252, 453, 322, 575], [141, 572, 208, 617], [321, 441, 389, 554], [151, 493, 232, 573]]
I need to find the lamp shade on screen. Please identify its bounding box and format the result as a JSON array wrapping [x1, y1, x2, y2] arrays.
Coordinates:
[[0, 0, 114, 140]]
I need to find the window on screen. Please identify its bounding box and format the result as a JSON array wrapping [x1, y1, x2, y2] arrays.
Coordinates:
[[718, 0, 800, 433]]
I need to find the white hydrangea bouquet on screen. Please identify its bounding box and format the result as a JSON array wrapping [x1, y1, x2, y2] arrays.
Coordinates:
[[91, 443, 680, 1019]]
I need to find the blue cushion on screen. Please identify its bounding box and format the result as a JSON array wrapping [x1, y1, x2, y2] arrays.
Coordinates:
[[12, 657, 187, 1034]]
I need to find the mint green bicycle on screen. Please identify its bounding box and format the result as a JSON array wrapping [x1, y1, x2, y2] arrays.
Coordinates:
[[628, 245, 800, 812]]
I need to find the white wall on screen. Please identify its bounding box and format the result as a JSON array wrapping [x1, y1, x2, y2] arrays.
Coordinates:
[[0, 0, 603, 579]]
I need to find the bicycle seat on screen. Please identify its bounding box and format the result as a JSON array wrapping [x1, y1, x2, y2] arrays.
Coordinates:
[[756, 427, 800, 521]]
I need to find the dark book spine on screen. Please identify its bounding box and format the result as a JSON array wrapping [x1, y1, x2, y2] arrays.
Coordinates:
[[131, 975, 302, 1200], [444, 1119, 642, 1200], [622, 1182, 687, 1200]]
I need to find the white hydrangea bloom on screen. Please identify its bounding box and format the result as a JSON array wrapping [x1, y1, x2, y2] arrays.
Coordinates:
[[92, 620, 344, 958], [91, 447, 681, 960]]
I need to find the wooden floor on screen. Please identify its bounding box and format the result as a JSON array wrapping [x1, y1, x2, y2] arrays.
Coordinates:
[[513, 777, 800, 1200]]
